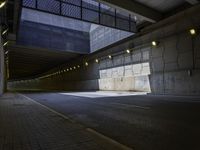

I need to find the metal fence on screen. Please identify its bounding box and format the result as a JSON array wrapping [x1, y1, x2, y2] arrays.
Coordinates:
[[22, 0, 136, 32]]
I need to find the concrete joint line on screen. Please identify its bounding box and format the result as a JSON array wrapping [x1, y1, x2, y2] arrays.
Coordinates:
[[19, 93, 133, 150]]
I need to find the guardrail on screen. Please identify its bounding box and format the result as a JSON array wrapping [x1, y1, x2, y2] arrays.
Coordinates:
[[22, 0, 136, 32]]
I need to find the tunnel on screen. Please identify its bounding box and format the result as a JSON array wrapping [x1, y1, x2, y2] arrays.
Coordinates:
[[0, 0, 200, 150]]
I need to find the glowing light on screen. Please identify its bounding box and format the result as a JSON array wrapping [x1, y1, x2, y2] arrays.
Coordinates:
[[0, 1, 6, 8], [2, 29, 8, 35], [95, 59, 99, 63], [85, 62, 89, 66], [152, 41, 158, 46], [3, 41, 8, 46], [108, 55, 112, 59], [126, 49, 130, 54], [190, 29, 196, 35]]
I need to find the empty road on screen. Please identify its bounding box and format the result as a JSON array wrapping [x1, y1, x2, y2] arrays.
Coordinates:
[[23, 92, 200, 150]]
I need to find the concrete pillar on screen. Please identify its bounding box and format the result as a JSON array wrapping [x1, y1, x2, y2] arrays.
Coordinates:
[[0, 27, 6, 95]]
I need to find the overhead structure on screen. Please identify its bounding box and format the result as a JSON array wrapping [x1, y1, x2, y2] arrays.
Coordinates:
[[98, 0, 162, 22], [22, 0, 137, 32]]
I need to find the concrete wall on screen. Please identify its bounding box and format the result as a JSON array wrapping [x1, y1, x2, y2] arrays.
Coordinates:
[[8, 5, 200, 95], [90, 24, 133, 52], [0, 28, 5, 95], [99, 62, 151, 91], [18, 21, 90, 53]]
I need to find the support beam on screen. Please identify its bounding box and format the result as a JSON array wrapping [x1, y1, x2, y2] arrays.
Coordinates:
[[98, 0, 163, 22]]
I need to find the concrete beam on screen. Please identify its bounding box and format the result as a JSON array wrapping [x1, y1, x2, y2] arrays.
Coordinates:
[[98, 0, 163, 22], [185, 0, 199, 5]]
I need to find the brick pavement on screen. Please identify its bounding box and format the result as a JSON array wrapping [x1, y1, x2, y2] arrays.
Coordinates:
[[0, 93, 129, 150]]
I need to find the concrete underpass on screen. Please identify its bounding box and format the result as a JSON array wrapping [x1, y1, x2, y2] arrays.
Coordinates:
[[0, 0, 200, 150]]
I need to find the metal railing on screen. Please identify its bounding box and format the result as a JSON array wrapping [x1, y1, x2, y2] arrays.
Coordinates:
[[22, 0, 136, 32]]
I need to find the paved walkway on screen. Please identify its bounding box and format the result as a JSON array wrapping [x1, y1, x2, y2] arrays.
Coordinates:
[[0, 93, 130, 150]]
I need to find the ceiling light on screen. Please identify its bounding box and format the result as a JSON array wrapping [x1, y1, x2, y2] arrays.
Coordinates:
[[95, 59, 99, 63], [152, 41, 158, 47], [85, 62, 88, 66], [74, 66, 76, 69], [2, 29, 8, 35], [0, 1, 6, 8], [70, 68, 72, 70], [190, 29, 196, 35], [108, 55, 112, 59], [77, 65, 80, 68], [3, 41, 8, 46], [126, 49, 130, 54]]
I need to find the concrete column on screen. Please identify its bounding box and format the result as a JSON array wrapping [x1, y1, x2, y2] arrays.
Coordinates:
[[0, 27, 5, 95]]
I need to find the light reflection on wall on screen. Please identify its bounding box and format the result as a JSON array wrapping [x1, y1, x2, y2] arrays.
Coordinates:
[[98, 62, 151, 92]]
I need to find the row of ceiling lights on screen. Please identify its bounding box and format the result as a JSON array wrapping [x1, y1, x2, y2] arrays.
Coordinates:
[[30, 28, 198, 80], [13, 28, 198, 82]]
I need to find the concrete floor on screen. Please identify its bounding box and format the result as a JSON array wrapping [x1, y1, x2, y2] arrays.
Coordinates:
[[23, 92, 200, 150]]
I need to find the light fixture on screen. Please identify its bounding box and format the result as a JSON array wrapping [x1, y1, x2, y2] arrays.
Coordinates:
[[151, 41, 158, 47], [95, 59, 99, 63], [108, 55, 112, 59], [190, 29, 196, 35], [85, 62, 88, 66], [126, 49, 130, 54], [70, 68, 72, 70], [3, 41, 8, 46], [67, 69, 69, 71], [74, 66, 76, 69], [77, 65, 80, 68], [2, 29, 8, 35], [0, 1, 6, 8]]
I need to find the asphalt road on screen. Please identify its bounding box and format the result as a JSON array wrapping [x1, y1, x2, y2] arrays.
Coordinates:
[[24, 92, 200, 150]]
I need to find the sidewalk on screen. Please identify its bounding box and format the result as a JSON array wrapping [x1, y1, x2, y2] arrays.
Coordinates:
[[0, 93, 131, 150]]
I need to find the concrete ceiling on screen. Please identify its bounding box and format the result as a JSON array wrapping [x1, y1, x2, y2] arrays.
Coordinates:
[[98, 0, 199, 22], [7, 45, 81, 80], [134, 0, 186, 12]]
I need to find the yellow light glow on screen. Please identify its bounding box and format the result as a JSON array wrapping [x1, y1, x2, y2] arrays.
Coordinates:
[[126, 49, 130, 54], [0, 1, 6, 8], [152, 41, 157, 46], [95, 59, 99, 63], [108, 55, 112, 59], [85, 62, 88, 66], [190, 29, 196, 35]]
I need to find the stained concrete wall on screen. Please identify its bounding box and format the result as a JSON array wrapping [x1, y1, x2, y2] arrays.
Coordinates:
[[8, 5, 200, 95], [99, 62, 151, 91], [18, 21, 90, 53]]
